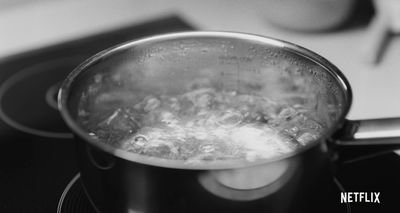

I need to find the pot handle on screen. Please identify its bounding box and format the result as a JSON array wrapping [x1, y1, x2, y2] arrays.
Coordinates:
[[333, 118, 400, 163]]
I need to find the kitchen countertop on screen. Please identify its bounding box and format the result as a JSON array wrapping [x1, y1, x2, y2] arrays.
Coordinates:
[[1, 0, 400, 120]]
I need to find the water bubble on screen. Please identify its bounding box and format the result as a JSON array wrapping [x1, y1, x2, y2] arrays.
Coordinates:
[[201, 48, 208, 54], [88, 132, 99, 139], [94, 74, 102, 83], [278, 107, 297, 121], [144, 97, 160, 112], [78, 109, 89, 117], [200, 144, 215, 153], [132, 134, 148, 147], [216, 110, 243, 127], [296, 132, 318, 145]]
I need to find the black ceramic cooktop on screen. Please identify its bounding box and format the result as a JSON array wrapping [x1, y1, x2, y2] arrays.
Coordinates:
[[0, 16, 194, 213], [0, 15, 399, 213]]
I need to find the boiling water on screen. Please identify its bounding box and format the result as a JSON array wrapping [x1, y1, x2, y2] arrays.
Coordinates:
[[78, 82, 325, 163]]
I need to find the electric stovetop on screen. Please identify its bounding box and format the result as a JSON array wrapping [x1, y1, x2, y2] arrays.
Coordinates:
[[0, 16, 399, 213]]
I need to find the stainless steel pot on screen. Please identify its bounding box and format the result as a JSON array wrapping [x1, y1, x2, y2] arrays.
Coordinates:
[[58, 31, 400, 213]]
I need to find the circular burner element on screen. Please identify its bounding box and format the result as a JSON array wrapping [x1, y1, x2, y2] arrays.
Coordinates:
[[57, 174, 97, 213], [0, 57, 85, 138], [59, 173, 350, 213]]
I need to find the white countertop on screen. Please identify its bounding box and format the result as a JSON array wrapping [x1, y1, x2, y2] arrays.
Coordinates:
[[1, 0, 400, 120]]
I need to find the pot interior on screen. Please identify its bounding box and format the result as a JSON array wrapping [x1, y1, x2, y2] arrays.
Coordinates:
[[59, 32, 351, 169]]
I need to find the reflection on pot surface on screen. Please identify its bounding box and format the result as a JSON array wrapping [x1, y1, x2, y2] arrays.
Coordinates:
[[198, 157, 299, 201]]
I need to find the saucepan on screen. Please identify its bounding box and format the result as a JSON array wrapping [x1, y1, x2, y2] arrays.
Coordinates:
[[58, 31, 400, 213]]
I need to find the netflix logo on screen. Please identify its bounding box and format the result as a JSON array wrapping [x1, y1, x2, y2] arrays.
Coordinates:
[[340, 192, 380, 203]]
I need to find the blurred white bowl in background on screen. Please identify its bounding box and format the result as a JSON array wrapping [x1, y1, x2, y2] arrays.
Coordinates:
[[256, 0, 357, 32]]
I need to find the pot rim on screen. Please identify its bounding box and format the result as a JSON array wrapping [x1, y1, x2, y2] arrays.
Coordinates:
[[58, 31, 352, 170]]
